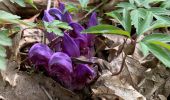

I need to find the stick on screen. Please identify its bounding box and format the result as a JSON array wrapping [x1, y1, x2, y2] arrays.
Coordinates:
[[78, 0, 108, 22], [47, 0, 52, 10]]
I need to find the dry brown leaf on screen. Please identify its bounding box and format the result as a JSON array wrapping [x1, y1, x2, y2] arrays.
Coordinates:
[[92, 71, 146, 100]]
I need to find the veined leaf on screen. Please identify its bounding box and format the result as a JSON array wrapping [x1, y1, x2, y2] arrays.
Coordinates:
[[0, 30, 12, 46], [82, 24, 130, 37], [142, 33, 170, 42], [145, 42, 170, 68], [149, 41, 170, 51], [49, 20, 72, 30], [0, 56, 6, 70], [154, 15, 170, 24], [122, 9, 132, 33], [65, 3, 78, 13], [129, 0, 135, 4], [116, 2, 136, 10], [106, 9, 131, 32], [138, 11, 153, 35], [0, 10, 22, 24], [139, 42, 150, 56], [78, 0, 89, 8], [150, 20, 170, 29], [0, 45, 6, 57], [161, 0, 170, 9], [142, 0, 165, 8], [0, 10, 20, 20], [130, 8, 146, 34], [24, 0, 37, 9], [106, 11, 123, 25], [148, 7, 170, 15], [10, 0, 26, 7], [44, 20, 72, 36]]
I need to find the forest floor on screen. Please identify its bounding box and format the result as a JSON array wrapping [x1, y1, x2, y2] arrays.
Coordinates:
[[0, 0, 170, 100]]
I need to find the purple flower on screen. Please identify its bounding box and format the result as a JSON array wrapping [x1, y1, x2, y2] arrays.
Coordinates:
[[42, 10, 55, 22], [69, 22, 85, 37], [42, 3, 73, 41], [28, 43, 53, 71], [87, 12, 98, 27], [48, 52, 73, 88], [62, 33, 80, 57], [29, 2, 98, 91], [58, 2, 65, 12], [87, 12, 98, 47], [72, 64, 96, 90]]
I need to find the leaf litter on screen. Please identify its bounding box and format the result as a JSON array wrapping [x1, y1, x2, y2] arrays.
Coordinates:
[[0, 0, 170, 100]]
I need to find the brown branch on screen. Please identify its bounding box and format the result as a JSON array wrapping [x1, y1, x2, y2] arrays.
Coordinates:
[[78, 0, 108, 22]]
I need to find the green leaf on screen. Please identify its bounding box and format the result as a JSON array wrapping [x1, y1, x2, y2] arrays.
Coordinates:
[[106, 11, 123, 24], [139, 42, 149, 56], [82, 24, 130, 37], [149, 41, 170, 51], [142, 0, 165, 8], [0, 56, 6, 70], [145, 42, 170, 68], [129, 0, 135, 4], [78, 0, 89, 8], [65, 3, 78, 13], [47, 27, 63, 36], [116, 2, 136, 10], [0, 10, 21, 24], [142, 33, 170, 42], [15, 0, 25, 7], [24, 0, 37, 9], [131, 10, 140, 34], [0, 10, 20, 20], [154, 15, 170, 24], [160, 0, 170, 9], [44, 20, 72, 36], [10, 0, 26, 7], [150, 20, 170, 29], [0, 45, 6, 57], [106, 9, 131, 32], [138, 11, 153, 35], [122, 9, 131, 33], [148, 7, 170, 15], [0, 30, 12, 46], [49, 20, 72, 30]]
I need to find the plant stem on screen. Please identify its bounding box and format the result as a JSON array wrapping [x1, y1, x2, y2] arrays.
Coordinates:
[[47, 0, 52, 10]]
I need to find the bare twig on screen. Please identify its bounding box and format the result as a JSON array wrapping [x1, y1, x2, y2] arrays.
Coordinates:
[[111, 53, 127, 76], [47, 0, 52, 10], [78, 0, 108, 22], [41, 85, 54, 100], [111, 38, 128, 76]]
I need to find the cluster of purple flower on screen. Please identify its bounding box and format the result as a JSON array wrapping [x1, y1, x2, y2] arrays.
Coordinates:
[[28, 3, 98, 90]]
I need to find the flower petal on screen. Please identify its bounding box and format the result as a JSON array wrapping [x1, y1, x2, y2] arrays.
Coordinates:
[[45, 32, 57, 41], [72, 64, 96, 90], [63, 33, 80, 57], [63, 11, 73, 23], [49, 8, 63, 20], [87, 12, 98, 47], [28, 43, 53, 70], [48, 52, 73, 74], [69, 22, 85, 37], [42, 10, 55, 22], [48, 52, 72, 87], [87, 12, 98, 27], [59, 2, 65, 12]]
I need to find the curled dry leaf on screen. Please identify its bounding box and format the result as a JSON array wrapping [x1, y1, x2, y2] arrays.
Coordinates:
[[138, 65, 170, 99], [92, 70, 146, 100]]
